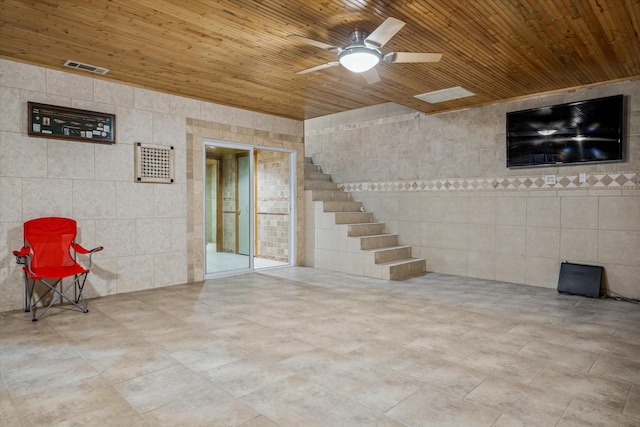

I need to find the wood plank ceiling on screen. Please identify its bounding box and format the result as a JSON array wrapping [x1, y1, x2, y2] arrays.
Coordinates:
[[1, 0, 639, 120]]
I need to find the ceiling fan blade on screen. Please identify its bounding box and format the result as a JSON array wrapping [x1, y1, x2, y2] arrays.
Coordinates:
[[383, 52, 443, 63], [295, 62, 340, 74], [288, 35, 340, 52], [364, 17, 405, 48], [361, 68, 381, 84]]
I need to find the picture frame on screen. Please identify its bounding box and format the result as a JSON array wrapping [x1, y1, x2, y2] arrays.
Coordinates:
[[28, 102, 116, 144]]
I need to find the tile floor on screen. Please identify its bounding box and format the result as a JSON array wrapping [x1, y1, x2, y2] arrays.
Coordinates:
[[1, 267, 639, 426]]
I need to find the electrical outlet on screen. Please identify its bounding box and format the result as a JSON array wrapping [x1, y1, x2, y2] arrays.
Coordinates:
[[579, 173, 587, 183], [544, 175, 556, 185]]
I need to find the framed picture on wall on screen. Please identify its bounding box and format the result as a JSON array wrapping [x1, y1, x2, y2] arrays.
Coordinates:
[[28, 102, 116, 144]]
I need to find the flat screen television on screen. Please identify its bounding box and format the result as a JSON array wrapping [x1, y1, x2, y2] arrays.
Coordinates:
[[506, 95, 624, 168]]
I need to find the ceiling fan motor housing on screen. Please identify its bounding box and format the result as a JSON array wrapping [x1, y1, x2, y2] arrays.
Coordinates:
[[338, 30, 382, 73]]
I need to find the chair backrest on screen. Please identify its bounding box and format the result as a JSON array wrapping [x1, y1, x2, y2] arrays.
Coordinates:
[[24, 217, 78, 269]]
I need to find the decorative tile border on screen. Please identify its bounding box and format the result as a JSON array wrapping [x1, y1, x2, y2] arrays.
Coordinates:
[[339, 172, 640, 192]]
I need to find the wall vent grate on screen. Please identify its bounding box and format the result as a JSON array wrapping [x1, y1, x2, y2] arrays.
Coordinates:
[[64, 60, 109, 75]]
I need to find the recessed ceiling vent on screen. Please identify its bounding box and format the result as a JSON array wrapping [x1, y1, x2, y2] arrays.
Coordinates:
[[64, 60, 109, 75], [415, 86, 475, 104]]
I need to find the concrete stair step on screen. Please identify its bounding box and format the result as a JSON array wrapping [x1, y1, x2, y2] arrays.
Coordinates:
[[304, 157, 313, 164], [305, 171, 332, 182], [311, 190, 351, 202], [335, 212, 374, 224], [323, 201, 363, 212], [360, 234, 399, 250], [379, 258, 427, 280], [304, 163, 322, 173], [305, 181, 340, 191], [348, 222, 386, 237], [369, 246, 412, 264]]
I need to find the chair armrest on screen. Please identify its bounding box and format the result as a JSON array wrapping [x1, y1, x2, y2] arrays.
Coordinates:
[[72, 244, 104, 269], [13, 247, 30, 265], [13, 247, 30, 257], [72, 243, 104, 254], [13, 246, 35, 275]]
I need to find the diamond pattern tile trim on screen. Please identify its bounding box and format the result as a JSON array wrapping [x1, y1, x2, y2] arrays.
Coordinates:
[[339, 172, 640, 193]]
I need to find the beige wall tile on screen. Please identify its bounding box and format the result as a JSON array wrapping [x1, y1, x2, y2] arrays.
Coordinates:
[[526, 256, 560, 288], [495, 225, 526, 256], [171, 218, 187, 252], [46, 68, 94, 101], [169, 96, 201, 119], [47, 139, 95, 180], [560, 229, 598, 264], [153, 112, 187, 149], [22, 178, 73, 219], [134, 88, 172, 114], [468, 224, 496, 253], [94, 79, 134, 107], [135, 218, 173, 255], [114, 107, 153, 144], [116, 254, 155, 293], [0, 59, 46, 91], [0, 178, 22, 222], [602, 264, 640, 299], [526, 227, 560, 258], [398, 221, 422, 246], [200, 102, 230, 123], [599, 197, 640, 231], [154, 184, 187, 218], [95, 143, 133, 182], [0, 132, 48, 178], [496, 197, 527, 226], [495, 254, 525, 284], [1, 221, 23, 269], [116, 182, 154, 218], [527, 197, 560, 228], [72, 180, 116, 220], [0, 266, 26, 312], [469, 196, 496, 225], [83, 256, 117, 299], [598, 230, 640, 266], [0, 86, 21, 132], [561, 196, 598, 229], [154, 251, 187, 287], [95, 219, 136, 257], [468, 251, 495, 280]]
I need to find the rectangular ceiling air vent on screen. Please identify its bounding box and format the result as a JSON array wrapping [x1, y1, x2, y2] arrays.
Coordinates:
[[64, 60, 110, 75], [415, 86, 475, 104]]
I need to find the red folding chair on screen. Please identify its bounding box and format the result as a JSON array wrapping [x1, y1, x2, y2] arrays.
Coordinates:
[[13, 217, 103, 321]]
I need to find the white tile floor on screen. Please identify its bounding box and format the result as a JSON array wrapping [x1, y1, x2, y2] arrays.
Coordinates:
[[1, 267, 639, 426]]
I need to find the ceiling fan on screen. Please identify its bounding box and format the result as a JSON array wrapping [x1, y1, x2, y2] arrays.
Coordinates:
[[289, 17, 442, 84]]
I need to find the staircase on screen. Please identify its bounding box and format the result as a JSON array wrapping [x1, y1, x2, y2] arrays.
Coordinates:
[[304, 157, 427, 280]]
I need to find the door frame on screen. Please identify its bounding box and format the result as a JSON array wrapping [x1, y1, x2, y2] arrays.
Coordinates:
[[202, 140, 296, 278]]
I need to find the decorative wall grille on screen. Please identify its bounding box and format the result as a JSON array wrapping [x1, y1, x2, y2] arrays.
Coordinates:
[[135, 142, 174, 183]]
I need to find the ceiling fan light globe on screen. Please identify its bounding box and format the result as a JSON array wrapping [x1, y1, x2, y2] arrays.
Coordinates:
[[338, 48, 381, 73]]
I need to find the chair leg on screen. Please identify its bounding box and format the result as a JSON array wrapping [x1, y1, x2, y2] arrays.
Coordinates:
[[24, 273, 30, 313], [28, 275, 89, 321]]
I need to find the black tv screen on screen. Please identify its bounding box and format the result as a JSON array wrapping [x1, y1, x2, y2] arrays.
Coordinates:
[[506, 95, 624, 168]]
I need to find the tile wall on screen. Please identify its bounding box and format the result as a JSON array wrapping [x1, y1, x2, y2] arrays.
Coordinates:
[[0, 59, 303, 313], [305, 80, 640, 298]]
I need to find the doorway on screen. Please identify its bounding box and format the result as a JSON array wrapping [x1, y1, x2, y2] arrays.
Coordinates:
[[204, 142, 295, 276]]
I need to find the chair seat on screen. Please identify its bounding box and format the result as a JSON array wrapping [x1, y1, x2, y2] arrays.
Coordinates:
[[25, 264, 88, 280]]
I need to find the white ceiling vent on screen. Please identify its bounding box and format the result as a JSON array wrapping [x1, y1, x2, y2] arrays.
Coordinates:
[[64, 60, 109, 75], [415, 86, 475, 104]]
